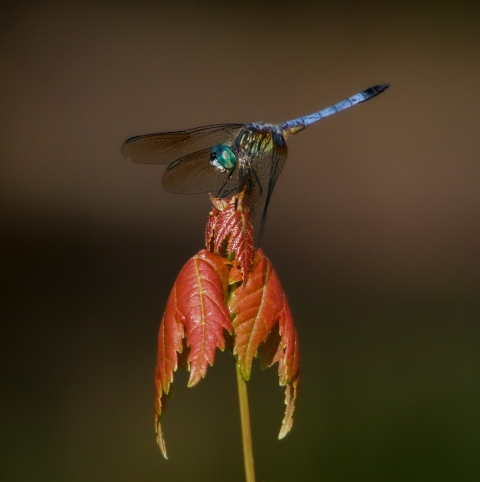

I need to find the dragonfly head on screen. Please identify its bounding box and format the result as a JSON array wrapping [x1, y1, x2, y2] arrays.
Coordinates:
[[210, 144, 237, 172]]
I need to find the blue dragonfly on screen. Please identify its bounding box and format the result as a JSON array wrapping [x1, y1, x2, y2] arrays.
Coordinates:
[[122, 84, 388, 236]]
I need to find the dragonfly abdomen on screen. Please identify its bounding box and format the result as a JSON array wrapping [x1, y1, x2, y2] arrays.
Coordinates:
[[279, 84, 389, 137]]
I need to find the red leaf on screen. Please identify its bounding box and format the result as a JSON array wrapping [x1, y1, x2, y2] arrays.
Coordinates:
[[278, 375, 299, 440], [205, 207, 218, 251], [229, 249, 300, 438], [182, 251, 232, 386], [206, 192, 254, 278], [226, 211, 254, 278], [205, 195, 228, 251], [154, 249, 232, 456], [210, 194, 229, 212], [229, 266, 243, 285], [260, 290, 299, 386], [155, 192, 300, 455], [229, 250, 293, 378], [258, 290, 299, 439], [154, 392, 169, 458]]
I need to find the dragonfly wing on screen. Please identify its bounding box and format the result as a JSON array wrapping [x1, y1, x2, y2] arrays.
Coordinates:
[[162, 147, 240, 194], [249, 130, 288, 236], [122, 124, 243, 164]]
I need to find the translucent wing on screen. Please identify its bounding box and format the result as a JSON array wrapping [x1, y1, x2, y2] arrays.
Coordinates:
[[162, 148, 240, 194], [235, 128, 288, 235], [121, 124, 243, 164], [249, 130, 288, 237]]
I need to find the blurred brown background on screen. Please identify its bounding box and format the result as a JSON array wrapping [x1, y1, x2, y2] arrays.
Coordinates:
[[2, 1, 479, 481]]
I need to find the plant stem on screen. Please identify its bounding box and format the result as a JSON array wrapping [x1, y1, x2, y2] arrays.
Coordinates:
[[235, 363, 256, 482]]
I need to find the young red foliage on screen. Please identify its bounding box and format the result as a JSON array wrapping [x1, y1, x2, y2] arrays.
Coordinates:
[[205, 195, 228, 251], [230, 249, 300, 438], [154, 249, 232, 457], [205, 191, 254, 278], [154, 191, 299, 457]]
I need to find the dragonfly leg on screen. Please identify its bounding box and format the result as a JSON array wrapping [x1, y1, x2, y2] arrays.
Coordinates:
[[250, 167, 263, 210], [215, 166, 237, 198]]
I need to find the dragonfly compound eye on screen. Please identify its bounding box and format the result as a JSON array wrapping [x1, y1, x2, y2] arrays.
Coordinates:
[[210, 144, 236, 171]]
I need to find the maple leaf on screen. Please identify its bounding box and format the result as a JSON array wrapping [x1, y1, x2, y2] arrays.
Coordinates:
[[229, 249, 300, 438], [205, 191, 254, 279], [154, 192, 300, 456], [205, 195, 228, 251], [154, 249, 232, 457]]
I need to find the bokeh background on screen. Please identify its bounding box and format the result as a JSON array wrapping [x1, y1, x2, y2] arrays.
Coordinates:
[[2, 1, 479, 480]]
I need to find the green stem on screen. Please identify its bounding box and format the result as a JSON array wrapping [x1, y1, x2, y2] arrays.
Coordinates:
[[235, 363, 256, 482]]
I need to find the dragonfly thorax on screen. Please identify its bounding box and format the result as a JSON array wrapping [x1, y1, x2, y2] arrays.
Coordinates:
[[233, 124, 276, 164], [210, 144, 237, 172]]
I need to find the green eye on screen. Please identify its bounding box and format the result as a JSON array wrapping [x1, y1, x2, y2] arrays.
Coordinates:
[[210, 144, 237, 170]]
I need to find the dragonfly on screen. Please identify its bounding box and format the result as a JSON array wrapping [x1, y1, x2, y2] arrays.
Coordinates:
[[122, 84, 389, 237]]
